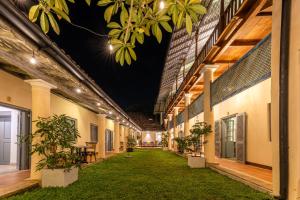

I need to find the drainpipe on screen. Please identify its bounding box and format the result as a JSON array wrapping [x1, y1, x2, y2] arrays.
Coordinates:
[[278, 0, 291, 199]]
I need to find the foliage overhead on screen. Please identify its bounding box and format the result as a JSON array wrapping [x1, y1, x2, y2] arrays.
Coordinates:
[[23, 114, 81, 171], [28, 0, 206, 65]]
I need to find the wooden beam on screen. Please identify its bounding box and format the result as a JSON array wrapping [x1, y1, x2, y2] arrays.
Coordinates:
[[213, 60, 238, 64], [231, 39, 261, 46], [256, 12, 272, 17]]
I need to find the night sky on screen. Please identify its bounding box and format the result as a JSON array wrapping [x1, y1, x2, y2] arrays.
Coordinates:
[[41, 1, 171, 113]]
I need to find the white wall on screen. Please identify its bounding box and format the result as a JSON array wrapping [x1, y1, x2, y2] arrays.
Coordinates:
[[213, 78, 272, 167], [0, 106, 19, 165]]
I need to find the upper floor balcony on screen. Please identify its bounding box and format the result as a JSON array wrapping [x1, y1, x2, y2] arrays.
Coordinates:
[[161, 0, 272, 115]]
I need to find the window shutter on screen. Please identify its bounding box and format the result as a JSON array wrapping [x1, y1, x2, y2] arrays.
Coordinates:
[[214, 120, 221, 158], [236, 112, 246, 163], [90, 124, 98, 142]]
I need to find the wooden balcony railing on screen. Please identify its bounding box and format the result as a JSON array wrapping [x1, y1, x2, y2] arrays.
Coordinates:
[[166, 0, 245, 113]]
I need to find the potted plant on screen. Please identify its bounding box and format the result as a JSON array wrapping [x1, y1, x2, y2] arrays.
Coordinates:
[[126, 135, 137, 152], [29, 114, 81, 187], [186, 122, 212, 168], [174, 137, 189, 154], [161, 132, 169, 150]]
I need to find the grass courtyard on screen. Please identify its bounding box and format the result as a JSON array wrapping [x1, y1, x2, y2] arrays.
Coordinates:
[[7, 149, 272, 200]]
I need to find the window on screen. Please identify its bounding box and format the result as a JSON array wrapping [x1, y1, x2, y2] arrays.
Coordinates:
[[90, 124, 98, 142]]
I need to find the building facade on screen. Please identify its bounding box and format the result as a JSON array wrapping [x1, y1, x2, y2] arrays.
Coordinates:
[[0, 1, 141, 180], [155, 0, 300, 199]]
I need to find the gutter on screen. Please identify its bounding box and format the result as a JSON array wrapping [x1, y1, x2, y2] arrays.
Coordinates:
[[278, 0, 291, 199], [0, 1, 141, 130]]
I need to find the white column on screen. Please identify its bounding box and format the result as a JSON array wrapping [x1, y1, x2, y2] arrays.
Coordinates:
[[271, 0, 281, 196], [168, 114, 173, 150], [184, 93, 191, 136], [114, 120, 120, 153], [203, 66, 216, 164], [173, 107, 179, 151], [97, 114, 106, 158], [25, 79, 56, 180]]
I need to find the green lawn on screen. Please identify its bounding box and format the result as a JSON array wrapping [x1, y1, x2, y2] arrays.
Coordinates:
[[7, 149, 272, 200]]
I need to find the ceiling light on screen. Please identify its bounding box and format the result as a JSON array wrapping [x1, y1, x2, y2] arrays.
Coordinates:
[[29, 51, 37, 65], [123, 120, 125, 123], [97, 102, 101, 106], [75, 88, 82, 93], [109, 111, 113, 115]]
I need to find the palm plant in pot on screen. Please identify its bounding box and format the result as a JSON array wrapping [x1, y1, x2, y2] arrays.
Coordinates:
[[161, 132, 169, 150], [29, 114, 81, 187], [186, 122, 212, 168]]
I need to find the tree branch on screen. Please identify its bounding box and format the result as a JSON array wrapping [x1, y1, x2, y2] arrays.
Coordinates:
[[124, 0, 134, 44]]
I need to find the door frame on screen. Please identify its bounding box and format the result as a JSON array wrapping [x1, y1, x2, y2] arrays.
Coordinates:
[[220, 113, 238, 159], [0, 112, 12, 165], [0, 102, 31, 170]]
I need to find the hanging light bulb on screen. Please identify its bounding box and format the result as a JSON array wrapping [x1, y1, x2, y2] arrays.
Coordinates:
[[30, 51, 37, 65], [108, 42, 113, 53], [75, 88, 82, 93], [159, 1, 165, 10]]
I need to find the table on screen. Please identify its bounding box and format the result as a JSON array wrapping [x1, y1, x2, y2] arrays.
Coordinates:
[[74, 145, 88, 164]]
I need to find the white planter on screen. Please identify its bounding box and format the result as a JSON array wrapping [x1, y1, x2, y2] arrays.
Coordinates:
[[187, 155, 206, 168], [162, 147, 168, 151], [42, 167, 78, 188]]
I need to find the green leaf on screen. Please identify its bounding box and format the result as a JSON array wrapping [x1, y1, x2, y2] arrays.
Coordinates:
[[177, 11, 184, 29], [60, 0, 69, 14], [189, 0, 200, 4], [115, 48, 123, 62], [110, 38, 123, 45], [47, 12, 60, 34], [107, 22, 121, 28], [48, 0, 55, 7], [120, 7, 129, 27], [55, 0, 63, 10], [104, 5, 114, 22], [159, 15, 170, 22], [125, 49, 131, 65], [85, 0, 91, 6], [40, 12, 49, 34], [152, 23, 162, 43], [120, 48, 125, 66], [185, 14, 192, 35], [97, 0, 112, 6], [29, 5, 40, 23], [171, 7, 178, 25], [128, 47, 137, 61], [188, 9, 198, 22], [144, 24, 151, 36], [136, 33, 144, 44], [108, 29, 122, 37], [131, 33, 136, 45], [52, 7, 71, 22], [160, 21, 172, 32], [68, 0, 75, 3], [189, 4, 206, 14]]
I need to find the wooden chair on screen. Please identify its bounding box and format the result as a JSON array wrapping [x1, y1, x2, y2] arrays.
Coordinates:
[[85, 142, 97, 163]]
